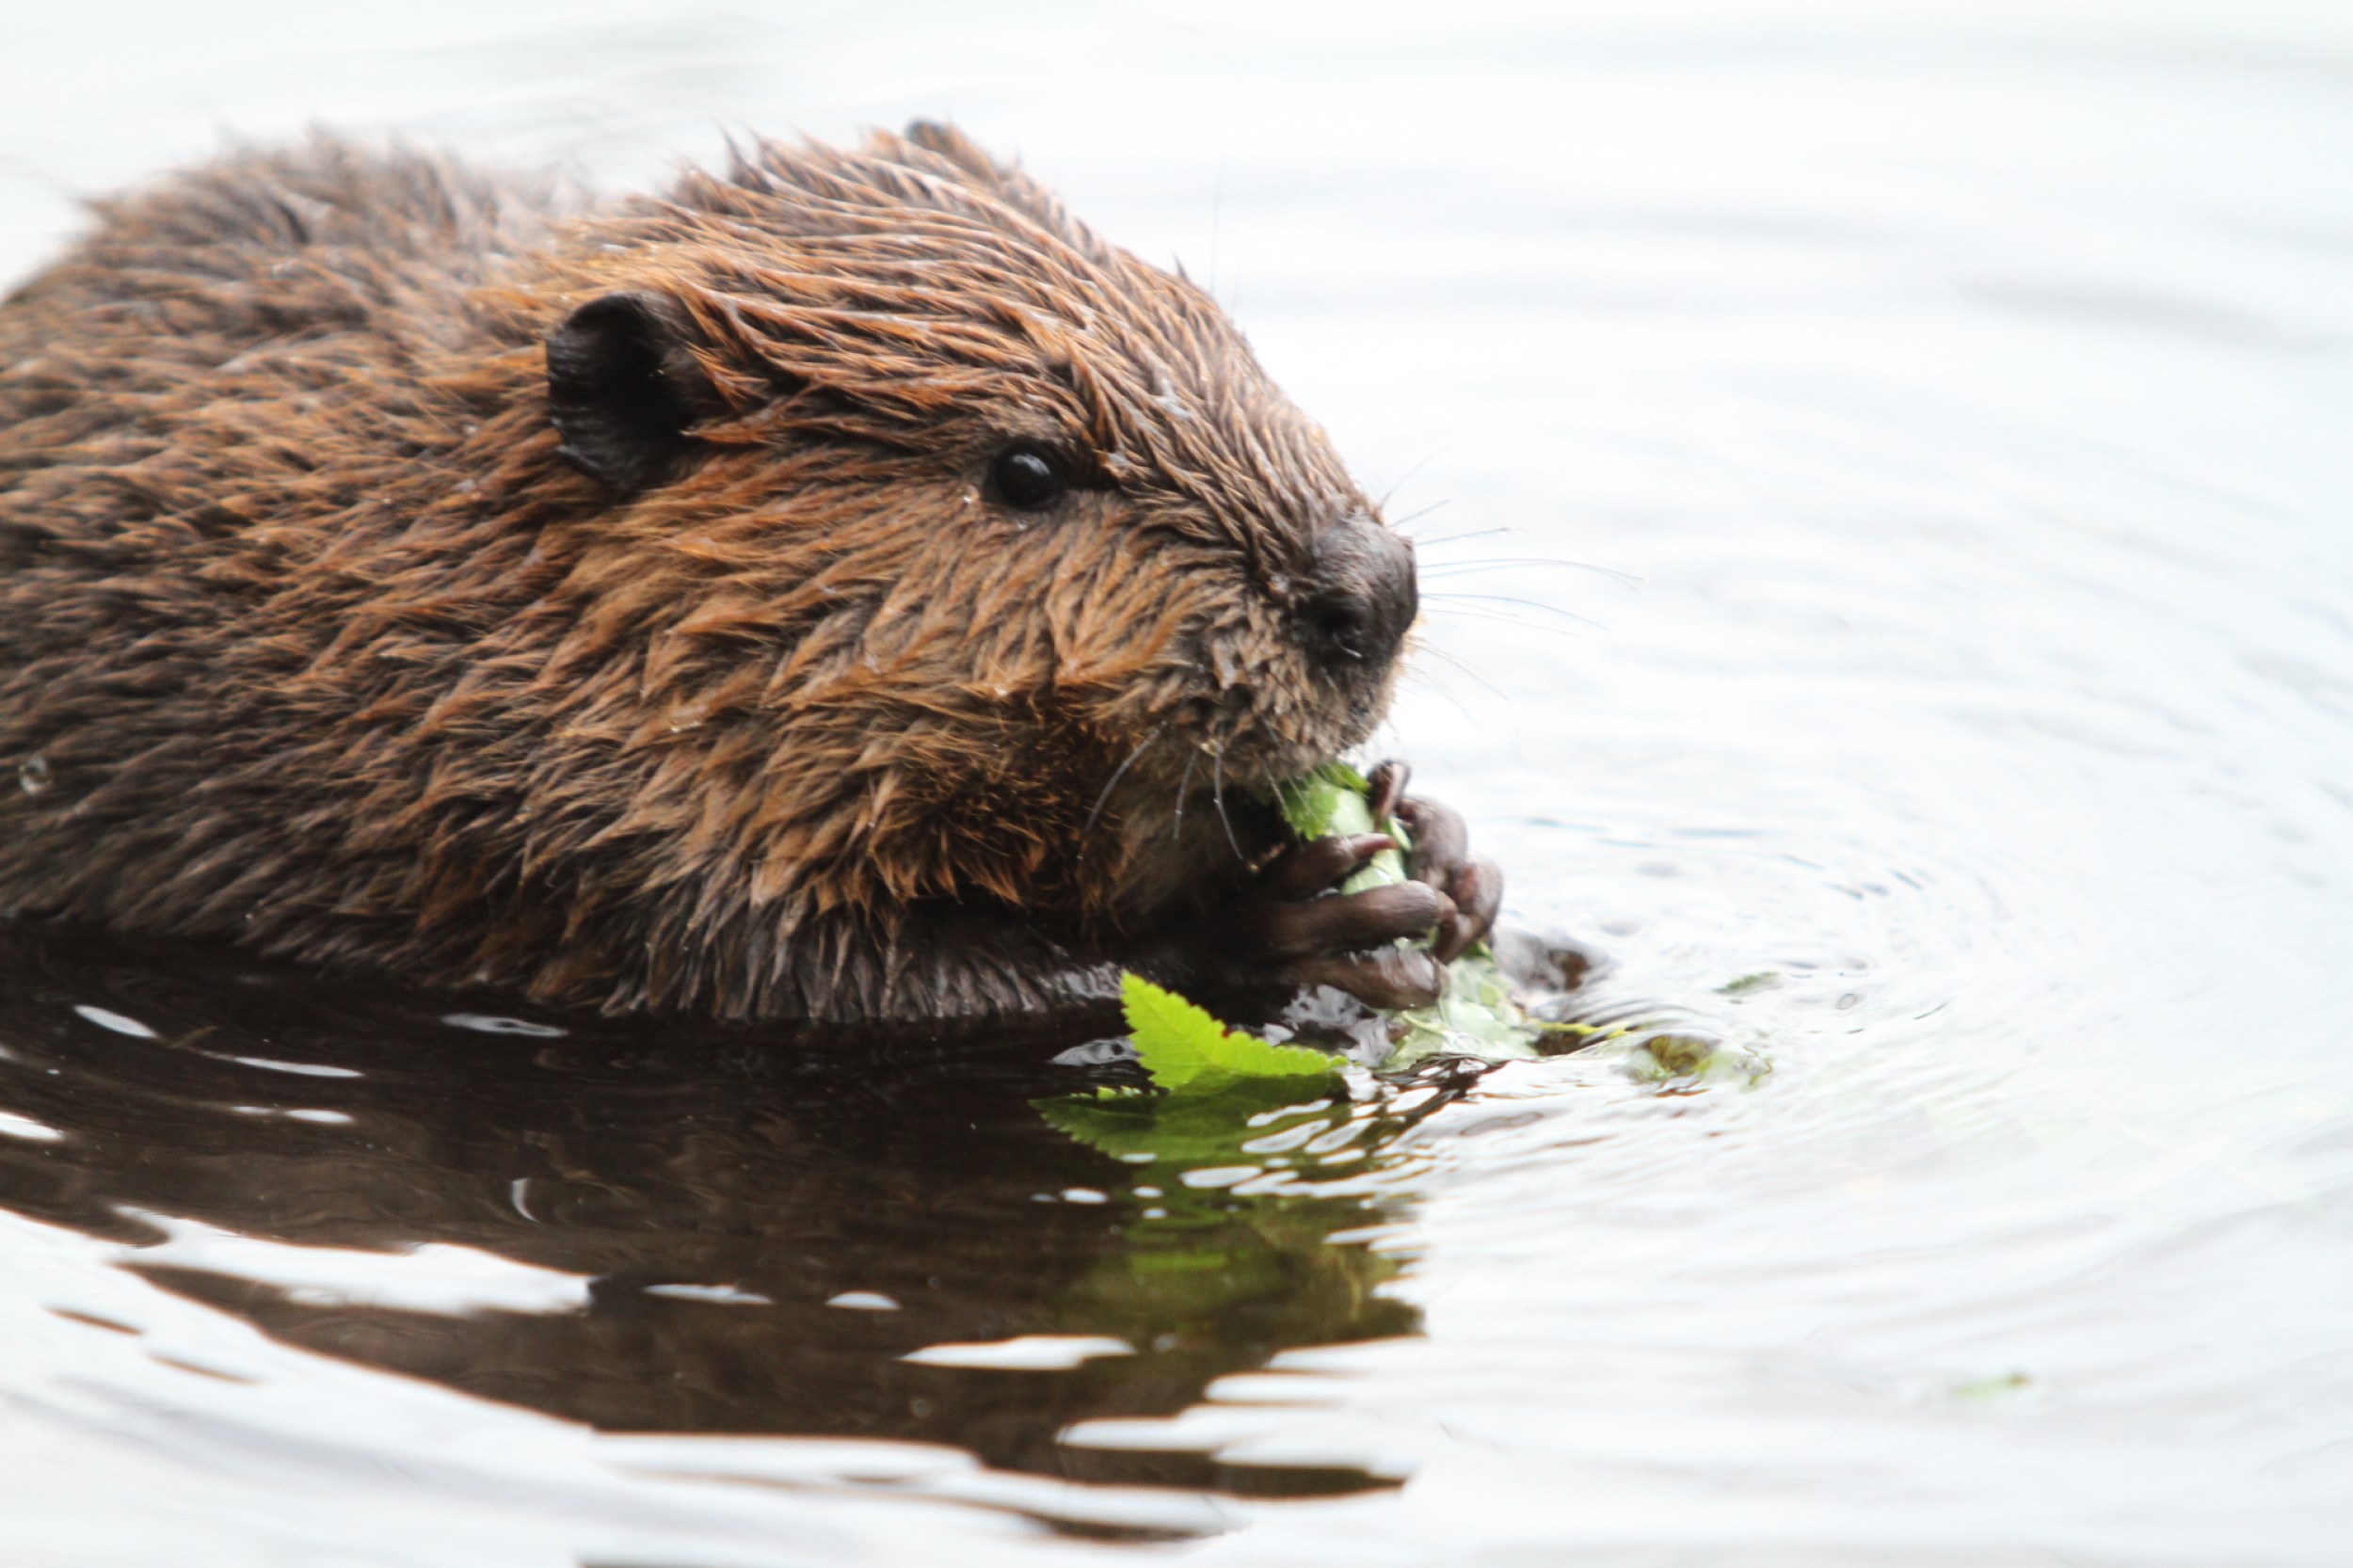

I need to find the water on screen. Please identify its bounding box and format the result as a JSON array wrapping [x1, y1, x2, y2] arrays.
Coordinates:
[[4, 3, 2351, 1563]]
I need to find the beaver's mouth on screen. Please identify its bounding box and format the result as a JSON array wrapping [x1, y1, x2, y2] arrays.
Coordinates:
[[1160, 657, 1400, 797], [1081, 515, 1414, 872], [1065, 646, 1401, 920]]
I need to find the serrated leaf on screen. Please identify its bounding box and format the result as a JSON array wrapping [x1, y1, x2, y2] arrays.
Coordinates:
[[1120, 972, 1342, 1090]]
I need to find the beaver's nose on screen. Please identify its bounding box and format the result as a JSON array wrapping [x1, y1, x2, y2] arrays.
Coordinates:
[[1299, 516, 1417, 675]]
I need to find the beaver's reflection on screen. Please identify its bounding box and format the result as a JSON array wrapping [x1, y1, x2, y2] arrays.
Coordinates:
[[0, 925, 1464, 1496]]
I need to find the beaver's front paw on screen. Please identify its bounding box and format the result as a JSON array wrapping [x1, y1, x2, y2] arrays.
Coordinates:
[[1366, 760, 1505, 965], [1238, 830, 1455, 1009], [1144, 761, 1506, 1014]]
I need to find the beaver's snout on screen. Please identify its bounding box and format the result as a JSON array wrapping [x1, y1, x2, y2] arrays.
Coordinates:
[[1298, 517, 1417, 677]]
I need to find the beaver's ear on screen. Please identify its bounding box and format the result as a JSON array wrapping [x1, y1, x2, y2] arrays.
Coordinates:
[[545, 291, 715, 494]]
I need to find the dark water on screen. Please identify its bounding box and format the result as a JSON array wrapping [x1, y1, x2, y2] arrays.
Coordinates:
[[5, 3, 2353, 1565], [0, 924, 1510, 1538]]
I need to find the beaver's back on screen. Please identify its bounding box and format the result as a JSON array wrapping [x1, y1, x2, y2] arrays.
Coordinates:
[[0, 139, 552, 464], [0, 140, 571, 975]]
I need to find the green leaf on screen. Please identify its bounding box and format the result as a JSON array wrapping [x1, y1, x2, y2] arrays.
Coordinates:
[[1271, 760, 1544, 1068], [1057, 763, 1544, 1130], [1276, 760, 1407, 892], [1121, 972, 1343, 1090], [1377, 945, 1545, 1070], [1273, 760, 1369, 841]]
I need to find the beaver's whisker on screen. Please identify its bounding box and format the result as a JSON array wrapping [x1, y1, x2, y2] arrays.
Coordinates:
[[1401, 668, 1481, 726], [1210, 742, 1246, 863], [1168, 748, 1198, 841], [1376, 449, 1444, 513], [1082, 727, 1165, 843], [1389, 499, 1452, 534], [1421, 557, 1640, 586], [1424, 592, 1605, 632], [1418, 605, 1590, 641], [1410, 640, 1504, 698], [1411, 525, 1510, 551]]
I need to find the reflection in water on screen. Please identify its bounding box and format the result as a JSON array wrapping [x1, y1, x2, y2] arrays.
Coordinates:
[[0, 923, 1497, 1523]]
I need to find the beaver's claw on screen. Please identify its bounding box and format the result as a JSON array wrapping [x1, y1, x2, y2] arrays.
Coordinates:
[[1191, 760, 1506, 1013], [1248, 831, 1454, 1009], [1370, 759, 1505, 966]]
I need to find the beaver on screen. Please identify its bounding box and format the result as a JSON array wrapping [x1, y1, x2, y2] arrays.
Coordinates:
[[0, 124, 1500, 1023]]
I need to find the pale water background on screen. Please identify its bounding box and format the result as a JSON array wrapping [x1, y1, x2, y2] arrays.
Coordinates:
[[2, 2, 2351, 1563]]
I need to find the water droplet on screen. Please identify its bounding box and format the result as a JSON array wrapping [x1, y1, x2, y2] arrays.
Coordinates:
[[17, 755, 50, 795]]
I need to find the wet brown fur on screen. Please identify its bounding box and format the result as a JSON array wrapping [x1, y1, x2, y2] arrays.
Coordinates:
[[0, 127, 1405, 1020]]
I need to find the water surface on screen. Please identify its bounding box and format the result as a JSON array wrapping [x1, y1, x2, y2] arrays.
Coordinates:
[[3, 3, 2350, 1563]]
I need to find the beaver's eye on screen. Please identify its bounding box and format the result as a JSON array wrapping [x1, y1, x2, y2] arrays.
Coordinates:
[[989, 445, 1067, 511]]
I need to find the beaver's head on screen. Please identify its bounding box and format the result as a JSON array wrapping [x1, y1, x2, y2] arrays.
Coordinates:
[[512, 123, 1413, 936]]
